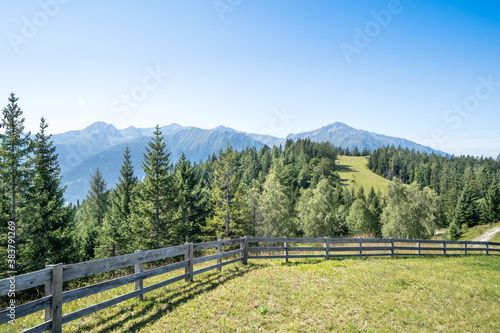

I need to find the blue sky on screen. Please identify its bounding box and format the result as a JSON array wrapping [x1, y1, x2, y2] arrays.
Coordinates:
[[1, 0, 499, 157]]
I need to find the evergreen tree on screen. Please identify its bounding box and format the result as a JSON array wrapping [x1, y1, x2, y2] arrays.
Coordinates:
[[136, 124, 173, 248], [0, 93, 31, 274], [97, 146, 137, 257], [448, 221, 462, 240], [452, 185, 479, 227], [171, 152, 208, 244], [76, 168, 109, 260], [483, 182, 500, 223], [21, 118, 75, 271], [205, 143, 238, 238]]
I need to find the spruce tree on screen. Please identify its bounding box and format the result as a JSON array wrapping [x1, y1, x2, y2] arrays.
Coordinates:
[[453, 185, 479, 227], [137, 125, 173, 248], [97, 146, 137, 257], [76, 168, 109, 259], [205, 143, 238, 238], [21, 118, 75, 271], [0, 93, 31, 274], [171, 152, 208, 244], [483, 182, 500, 223]]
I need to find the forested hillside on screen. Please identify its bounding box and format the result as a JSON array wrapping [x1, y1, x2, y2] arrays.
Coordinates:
[[2, 94, 500, 279], [369, 146, 500, 238]]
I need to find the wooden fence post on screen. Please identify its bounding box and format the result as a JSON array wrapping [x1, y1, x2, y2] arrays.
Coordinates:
[[134, 250, 143, 300], [185, 243, 193, 282], [241, 237, 248, 265], [46, 263, 63, 333], [44, 266, 52, 323], [217, 239, 222, 272], [358, 237, 362, 256], [485, 243, 489, 255], [390, 238, 394, 257], [464, 243, 467, 255], [284, 237, 288, 263], [324, 237, 329, 259], [442, 241, 446, 256], [417, 242, 421, 256]]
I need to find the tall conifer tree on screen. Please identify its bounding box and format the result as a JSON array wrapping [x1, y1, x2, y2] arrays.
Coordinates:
[[22, 117, 74, 271], [0, 93, 31, 273], [138, 125, 173, 248], [98, 146, 137, 257]]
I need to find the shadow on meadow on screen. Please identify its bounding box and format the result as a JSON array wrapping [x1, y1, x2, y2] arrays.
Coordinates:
[[73, 262, 268, 332]]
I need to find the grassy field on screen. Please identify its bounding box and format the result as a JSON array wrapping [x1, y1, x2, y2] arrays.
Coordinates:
[[7, 254, 500, 332], [336, 155, 391, 195]]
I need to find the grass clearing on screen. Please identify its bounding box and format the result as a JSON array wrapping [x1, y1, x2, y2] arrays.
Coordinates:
[[459, 222, 500, 241], [6, 255, 500, 332], [336, 155, 390, 195]]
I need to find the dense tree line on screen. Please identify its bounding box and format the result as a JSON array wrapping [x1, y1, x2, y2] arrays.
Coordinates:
[[368, 146, 500, 238], [2, 94, 500, 278]]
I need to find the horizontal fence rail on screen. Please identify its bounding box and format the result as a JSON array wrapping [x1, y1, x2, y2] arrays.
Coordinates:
[[1, 236, 499, 332], [1, 237, 246, 332], [246, 237, 500, 260]]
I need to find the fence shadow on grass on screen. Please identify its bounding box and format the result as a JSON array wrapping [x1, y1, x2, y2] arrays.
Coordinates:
[[75, 263, 266, 333]]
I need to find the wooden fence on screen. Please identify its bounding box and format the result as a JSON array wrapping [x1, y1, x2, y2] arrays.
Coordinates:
[[1, 236, 499, 332]]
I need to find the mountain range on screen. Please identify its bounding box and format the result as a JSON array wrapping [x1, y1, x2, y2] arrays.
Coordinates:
[[51, 122, 446, 203]]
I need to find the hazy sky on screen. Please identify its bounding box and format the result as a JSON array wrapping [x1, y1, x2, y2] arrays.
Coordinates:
[[1, 0, 499, 157]]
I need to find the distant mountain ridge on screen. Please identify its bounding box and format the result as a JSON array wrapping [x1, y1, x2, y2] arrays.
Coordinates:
[[52, 121, 446, 203]]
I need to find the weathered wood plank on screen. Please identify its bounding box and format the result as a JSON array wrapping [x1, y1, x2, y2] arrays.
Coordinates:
[[220, 238, 244, 246], [329, 253, 392, 258], [446, 240, 470, 245], [217, 239, 222, 272], [0, 268, 51, 297], [61, 273, 188, 325], [444, 247, 472, 252], [193, 240, 219, 251], [249, 246, 325, 252], [193, 249, 242, 265], [185, 243, 193, 283], [134, 250, 143, 301], [329, 246, 391, 252], [62, 261, 188, 304], [248, 237, 324, 243], [20, 320, 52, 333], [284, 237, 288, 263], [242, 236, 248, 265], [63, 245, 188, 282], [329, 238, 387, 244], [192, 258, 242, 276], [460, 241, 488, 245], [248, 254, 325, 259], [49, 264, 63, 333], [0, 296, 50, 325], [414, 247, 449, 252], [324, 238, 329, 259]]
